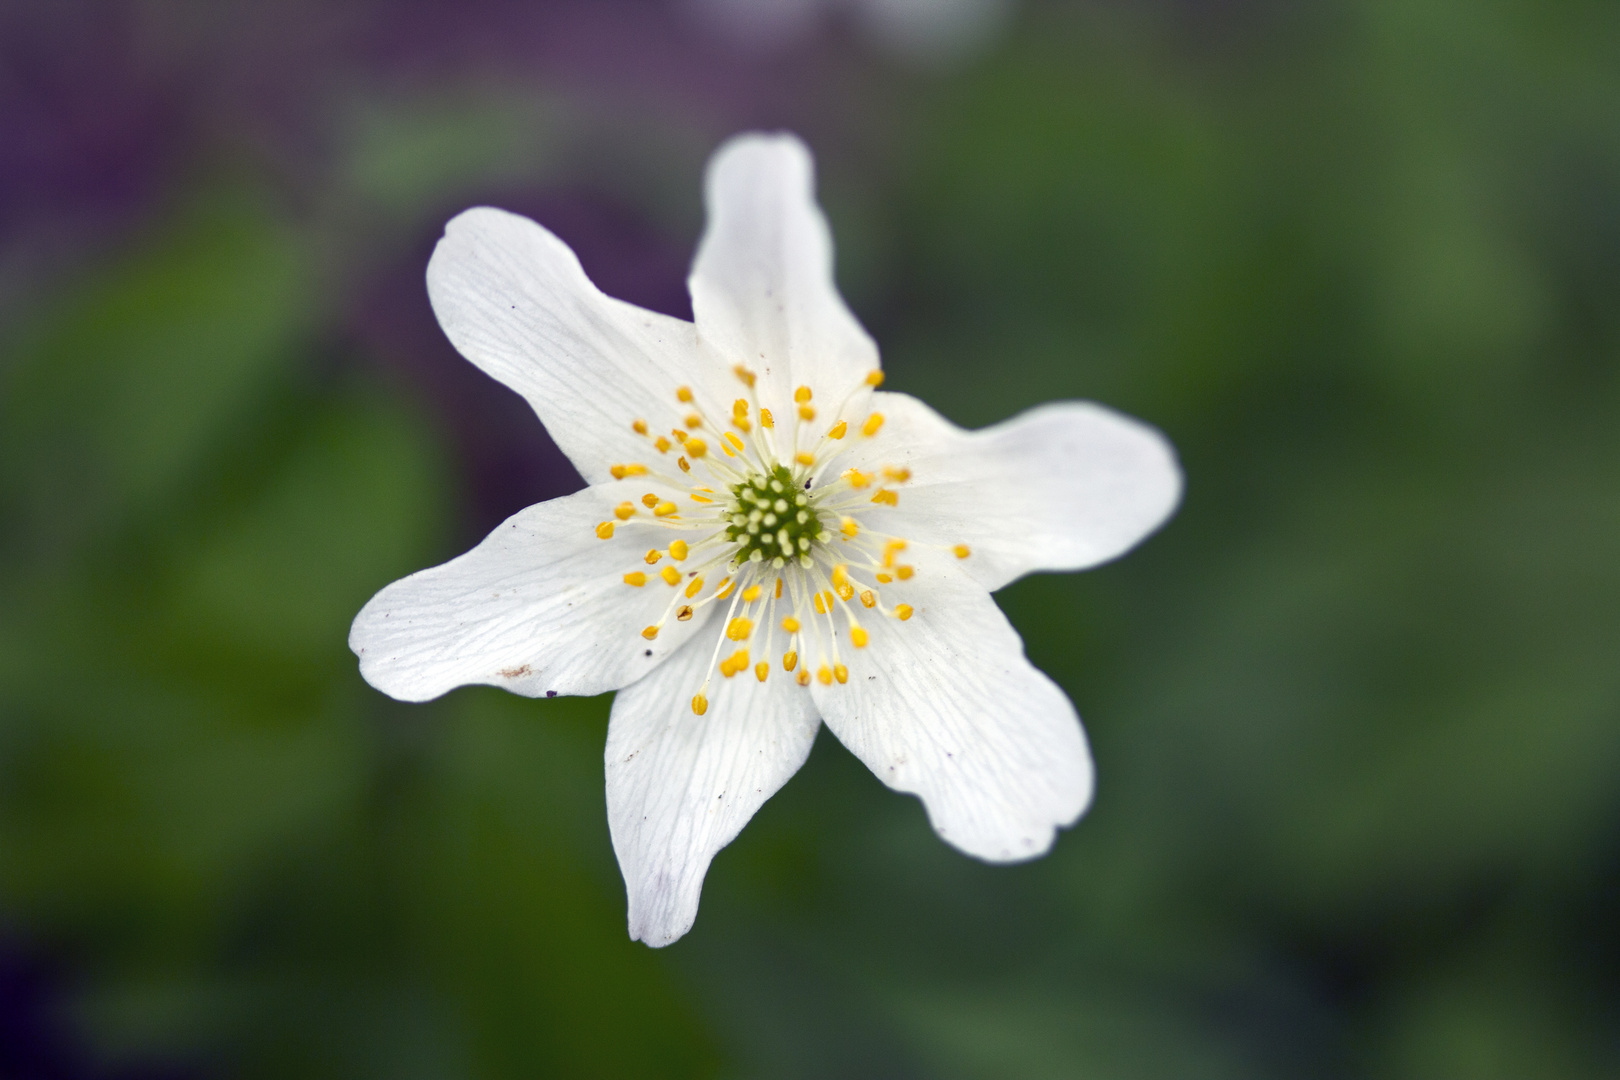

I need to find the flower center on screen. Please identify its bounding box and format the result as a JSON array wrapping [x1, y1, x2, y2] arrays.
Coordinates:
[[725, 465, 827, 569]]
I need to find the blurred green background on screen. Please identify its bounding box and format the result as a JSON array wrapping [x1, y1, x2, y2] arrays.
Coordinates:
[[2, 1, 1618, 1076]]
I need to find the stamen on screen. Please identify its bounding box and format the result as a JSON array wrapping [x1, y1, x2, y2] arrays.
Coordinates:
[[828, 420, 848, 439], [883, 466, 911, 482], [871, 489, 898, 506], [760, 408, 775, 428], [685, 414, 703, 429], [860, 590, 876, 608], [615, 502, 636, 520], [595, 522, 615, 539], [715, 578, 735, 599], [733, 365, 756, 388], [623, 572, 647, 587], [692, 693, 707, 716], [754, 661, 769, 682], [782, 616, 801, 633], [841, 518, 858, 538], [796, 669, 811, 686], [726, 617, 752, 641], [632, 419, 648, 434], [775, 577, 783, 598], [644, 549, 662, 564], [850, 626, 868, 647], [670, 540, 689, 560], [741, 584, 762, 602], [686, 439, 708, 458], [843, 469, 871, 488], [896, 565, 914, 580], [723, 432, 746, 453], [641, 626, 659, 640], [654, 501, 678, 517], [953, 544, 971, 558], [641, 493, 659, 508], [610, 463, 649, 479], [876, 573, 893, 583], [896, 604, 914, 620], [783, 650, 798, 671], [865, 370, 884, 386], [676, 386, 694, 403], [655, 436, 671, 453], [795, 451, 815, 466], [862, 413, 885, 436], [685, 577, 705, 598], [794, 386, 812, 404], [817, 665, 832, 685], [677, 606, 694, 621], [678, 457, 691, 472], [661, 566, 682, 586], [798, 405, 816, 422], [834, 664, 849, 684]]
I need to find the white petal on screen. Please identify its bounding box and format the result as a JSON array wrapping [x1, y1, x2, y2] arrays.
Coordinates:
[[849, 392, 1182, 591], [350, 484, 715, 702], [427, 207, 726, 485], [689, 132, 879, 446], [606, 631, 821, 946], [809, 549, 1092, 861]]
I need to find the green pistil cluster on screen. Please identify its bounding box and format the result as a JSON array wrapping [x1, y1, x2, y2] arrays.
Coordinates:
[[726, 464, 826, 567]]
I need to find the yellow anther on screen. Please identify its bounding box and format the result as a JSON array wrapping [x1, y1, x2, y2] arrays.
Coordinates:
[[676, 386, 694, 403], [831, 564, 848, 586], [685, 413, 703, 429], [672, 429, 689, 445], [782, 616, 801, 634], [794, 385, 812, 404], [723, 431, 745, 453], [678, 456, 691, 472], [953, 544, 972, 558], [850, 626, 869, 648], [733, 398, 749, 418], [641, 493, 659, 508], [690, 493, 713, 503], [754, 661, 769, 683], [654, 501, 678, 517], [733, 417, 752, 433], [595, 521, 615, 539], [611, 464, 627, 479], [632, 418, 649, 435], [796, 668, 811, 686], [823, 590, 836, 609], [726, 617, 752, 641], [862, 413, 885, 437], [871, 489, 898, 506], [623, 572, 647, 587], [783, 650, 798, 671], [813, 593, 827, 615], [775, 577, 783, 599], [721, 440, 736, 458], [733, 364, 756, 387], [896, 604, 914, 621], [661, 565, 682, 586], [644, 549, 662, 564], [722, 649, 749, 676], [840, 517, 858, 538], [715, 578, 735, 599], [624, 463, 650, 476], [798, 405, 816, 422], [865, 369, 884, 386], [876, 574, 893, 584], [670, 539, 688, 561], [843, 468, 871, 488], [692, 693, 708, 716], [685, 576, 705, 598], [742, 584, 762, 602], [882, 466, 911, 482], [860, 589, 876, 608], [835, 581, 854, 602], [686, 438, 708, 458], [834, 664, 848, 684], [615, 502, 636, 520], [795, 451, 815, 466], [760, 408, 775, 428], [828, 420, 848, 439], [641, 625, 659, 640], [897, 565, 914, 580], [882, 539, 906, 567], [677, 605, 694, 621], [654, 436, 671, 453], [817, 665, 833, 685]]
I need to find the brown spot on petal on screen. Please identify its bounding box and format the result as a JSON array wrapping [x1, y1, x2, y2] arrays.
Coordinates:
[[499, 665, 532, 678]]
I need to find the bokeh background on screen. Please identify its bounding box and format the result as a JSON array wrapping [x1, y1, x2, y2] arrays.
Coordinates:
[[3, 0, 1618, 1076]]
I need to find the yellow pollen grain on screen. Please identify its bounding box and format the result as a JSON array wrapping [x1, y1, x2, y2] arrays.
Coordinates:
[[715, 578, 735, 599], [795, 451, 815, 466], [794, 385, 812, 403], [897, 565, 914, 580], [835, 581, 854, 601], [798, 405, 816, 422], [686, 439, 708, 458], [660, 565, 682, 586], [641, 493, 659, 508], [678, 456, 691, 472], [692, 693, 707, 716], [654, 501, 678, 517], [796, 668, 811, 686], [834, 664, 848, 684], [817, 665, 833, 685], [754, 661, 769, 683], [828, 420, 847, 439], [883, 466, 911, 482], [669, 540, 688, 561], [654, 436, 671, 453], [623, 572, 646, 587], [862, 413, 885, 437], [641, 625, 659, 640], [726, 617, 752, 641], [953, 544, 971, 558], [851, 626, 869, 648], [685, 414, 703, 429], [840, 517, 858, 538], [896, 604, 914, 621], [783, 650, 798, 671], [676, 386, 694, 403], [632, 419, 648, 435], [615, 502, 636, 520], [781, 616, 801, 633], [685, 576, 705, 598], [860, 589, 876, 608], [760, 407, 775, 428], [677, 605, 694, 621], [871, 489, 898, 506], [595, 521, 614, 539], [644, 549, 661, 564], [865, 370, 884, 386], [876, 573, 893, 583], [843, 468, 871, 488], [723, 431, 745, 453], [742, 584, 762, 602]]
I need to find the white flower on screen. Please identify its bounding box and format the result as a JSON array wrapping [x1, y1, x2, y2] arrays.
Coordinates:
[[350, 132, 1181, 946]]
